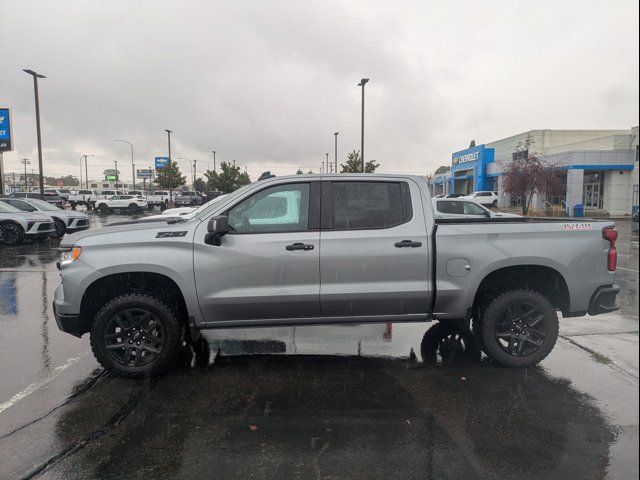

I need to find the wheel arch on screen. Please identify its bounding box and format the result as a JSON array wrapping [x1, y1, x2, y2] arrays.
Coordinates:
[[79, 271, 190, 336], [472, 264, 571, 317]]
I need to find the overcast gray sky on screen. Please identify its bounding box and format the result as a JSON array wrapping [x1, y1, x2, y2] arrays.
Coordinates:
[[1, 0, 638, 183]]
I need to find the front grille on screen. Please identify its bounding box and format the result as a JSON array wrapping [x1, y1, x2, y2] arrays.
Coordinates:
[[37, 222, 54, 231]]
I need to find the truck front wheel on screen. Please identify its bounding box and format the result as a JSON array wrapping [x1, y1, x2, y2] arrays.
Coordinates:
[[90, 294, 182, 377], [478, 289, 558, 368]]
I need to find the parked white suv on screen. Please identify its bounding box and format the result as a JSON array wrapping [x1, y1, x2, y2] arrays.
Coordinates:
[[460, 191, 498, 207], [95, 195, 148, 214]]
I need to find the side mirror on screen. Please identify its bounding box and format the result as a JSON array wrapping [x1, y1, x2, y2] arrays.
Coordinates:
[[204, 215, 228, 246]]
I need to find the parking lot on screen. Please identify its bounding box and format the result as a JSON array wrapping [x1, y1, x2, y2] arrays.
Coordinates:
[[0, 211, 638, 479]]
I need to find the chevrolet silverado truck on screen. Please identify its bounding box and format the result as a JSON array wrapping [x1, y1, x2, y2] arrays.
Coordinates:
[[53, 174, 620, 376]]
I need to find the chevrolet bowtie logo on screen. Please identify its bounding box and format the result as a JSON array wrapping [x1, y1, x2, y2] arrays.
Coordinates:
[[0, 117, 5, 123]]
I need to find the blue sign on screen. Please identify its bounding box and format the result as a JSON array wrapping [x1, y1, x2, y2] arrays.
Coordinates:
[[0, 108, 12, 152], [137, 168, 154, 178], [450, 144, 495, 192], [155, 157, 170, 169]]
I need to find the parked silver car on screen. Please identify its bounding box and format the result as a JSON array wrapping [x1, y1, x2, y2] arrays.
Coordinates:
[[0, 197, 89, 238], [0, 201, 56, 245]]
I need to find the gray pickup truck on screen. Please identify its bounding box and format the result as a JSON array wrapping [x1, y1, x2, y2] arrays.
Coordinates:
[[53, 174, 620, 376]]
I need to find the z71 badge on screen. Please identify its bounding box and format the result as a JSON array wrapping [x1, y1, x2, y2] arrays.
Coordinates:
[[156, 231, 188, 238]]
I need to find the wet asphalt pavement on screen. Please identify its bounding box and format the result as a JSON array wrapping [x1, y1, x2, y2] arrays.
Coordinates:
[[0, 211, 638, 479]]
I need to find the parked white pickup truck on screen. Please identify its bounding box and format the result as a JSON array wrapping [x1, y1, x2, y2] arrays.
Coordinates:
[[146, 190, 171, 211], [68, 189, 99, 210]]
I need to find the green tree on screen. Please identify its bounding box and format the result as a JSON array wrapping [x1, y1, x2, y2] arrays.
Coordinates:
[[340, 150, 379, 173], [204, 161, 251, 193], [296, 168, 303, 175], [60, 175, 79, 186], [155, 160, 186, 192], [193, 178, 208, 193], [434, 165, 450, 175]]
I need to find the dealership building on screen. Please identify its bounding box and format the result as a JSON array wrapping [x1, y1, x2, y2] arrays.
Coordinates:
[[432, 127, 639, 216]]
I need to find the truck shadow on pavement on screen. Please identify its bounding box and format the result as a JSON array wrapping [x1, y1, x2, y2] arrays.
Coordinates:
[[37, 323, 616, 480]]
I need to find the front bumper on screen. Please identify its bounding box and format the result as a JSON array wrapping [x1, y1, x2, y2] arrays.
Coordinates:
[[588, 285, 620, 316], [53, 284, 89, 337]]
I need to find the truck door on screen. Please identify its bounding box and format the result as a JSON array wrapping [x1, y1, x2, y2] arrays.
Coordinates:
[[320, 180, 431, 317], [193, 181, 321, 323]]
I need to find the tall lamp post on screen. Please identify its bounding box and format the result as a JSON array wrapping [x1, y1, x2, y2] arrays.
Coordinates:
[[212, 150, 216, 172], [114, 139, 134, 188], [21, 158, 31, 191], [114, 160, 119, 185], [23, 69, 46, 194], [81, 154, 94, 189], [164, 129, 173, 201], [333, 132, 339, 173], [357, 78, 369, 173]]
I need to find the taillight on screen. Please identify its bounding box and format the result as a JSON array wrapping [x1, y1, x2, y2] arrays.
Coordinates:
[[602, 227, 618, 271]]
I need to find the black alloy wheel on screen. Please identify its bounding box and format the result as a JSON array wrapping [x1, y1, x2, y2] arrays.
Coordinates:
[[128, 203, 139, 214], [494, 302, 547, 357], [478, 289, 558, 367], [99, 203, 109, 214], [0, 223, 24, 245], [52, 218, 66, 238], [90, 294, 182, 376], [103, 308, 166, 368]]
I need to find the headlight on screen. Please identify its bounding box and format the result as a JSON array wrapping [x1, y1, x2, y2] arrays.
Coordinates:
[[59, 247, 82, 268]]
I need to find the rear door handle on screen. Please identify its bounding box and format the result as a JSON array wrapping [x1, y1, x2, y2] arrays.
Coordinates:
[[394, 240, 422, 248], [285, 242, 315, 251]]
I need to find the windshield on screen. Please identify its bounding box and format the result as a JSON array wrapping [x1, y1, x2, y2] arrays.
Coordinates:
[[0, 202, 22, 213], [28, 199, 63, 211], [188, 188, 252, 221]]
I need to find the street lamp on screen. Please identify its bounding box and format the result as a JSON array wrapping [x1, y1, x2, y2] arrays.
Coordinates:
[[114, 139, 134, 188], [178, 157, 197, 186], [212, 151, 216, 172], [114, 160, 119, 185], [165, 129, 173, 201], [333, 132, 339, 173], [357, 78, 369, 173], [326, 153, 330, 173], [20, 158, 31, 191], [81, 155, 94, 189], [23, 69, 46, 194]]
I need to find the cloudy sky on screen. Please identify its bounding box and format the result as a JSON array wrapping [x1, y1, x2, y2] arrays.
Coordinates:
[[1, 0, 638, 184]]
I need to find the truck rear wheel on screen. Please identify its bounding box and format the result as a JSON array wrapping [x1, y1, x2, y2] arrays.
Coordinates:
[[478, 289, 558, 368], [90, 294, 182, 377]]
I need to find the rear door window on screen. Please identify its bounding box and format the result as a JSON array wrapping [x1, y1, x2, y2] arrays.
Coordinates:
[[329, 181, 411, 230], [436, 200, 460, 214]]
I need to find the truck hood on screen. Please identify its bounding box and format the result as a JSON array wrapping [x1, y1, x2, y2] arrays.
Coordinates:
[[60, 220, 186, 247]]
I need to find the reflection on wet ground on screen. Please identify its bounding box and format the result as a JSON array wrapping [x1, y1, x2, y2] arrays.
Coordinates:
[[0, 214, 638, 479]]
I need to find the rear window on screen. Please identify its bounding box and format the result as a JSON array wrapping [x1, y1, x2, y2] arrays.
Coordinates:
[[102, 190, 115, 195], [436, 200, 459, 214], [476, 192, 491, 197], [330, 181, 412, 230], [78, 190, 92, 194]]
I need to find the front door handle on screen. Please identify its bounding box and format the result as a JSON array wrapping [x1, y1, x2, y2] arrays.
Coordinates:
[[394, 240, 422, 248], [285, 242, 315, 251]]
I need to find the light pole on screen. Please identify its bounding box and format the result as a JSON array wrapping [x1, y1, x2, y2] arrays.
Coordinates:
[[212, 150, 216, 172], [333, 132, 339, 173], [81, 154, 93, 189], [21, 158, 31, 191], [114, 160, 119, 185], [357, 78, 369, 172], [178, 157, 197, 187], [23, 69, 46, 195], [114, 139, 134, 188], [165, 129, 173, 201], [326, 153, 330, 173]]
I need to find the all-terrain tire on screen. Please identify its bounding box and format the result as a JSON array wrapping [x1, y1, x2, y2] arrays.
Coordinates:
[[90, 294, 183, 377], [479, 289, 558, 368], [128, 203, 139, 214], [98, 203, 109, 214]]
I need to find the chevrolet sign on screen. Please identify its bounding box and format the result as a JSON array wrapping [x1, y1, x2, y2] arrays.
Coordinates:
[[0, 108, 12, 152], [452, 151, 479, 165]]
